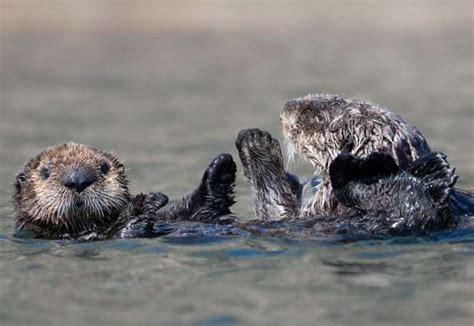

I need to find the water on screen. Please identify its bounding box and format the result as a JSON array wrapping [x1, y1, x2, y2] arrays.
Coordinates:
[[0, 1, 473, 325]]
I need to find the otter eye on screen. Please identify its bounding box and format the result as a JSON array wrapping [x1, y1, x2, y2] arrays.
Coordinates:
[[100, 162, 110, 175], [41, 167, 50, 179]]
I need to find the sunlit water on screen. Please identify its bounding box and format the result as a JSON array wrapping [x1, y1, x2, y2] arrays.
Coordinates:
[[1, 1, 473, 325]]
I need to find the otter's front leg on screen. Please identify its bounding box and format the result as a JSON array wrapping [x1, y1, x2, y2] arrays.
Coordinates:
[[77, 192, 170, 241], [154, 153, 237, 223], [236, 128, 300, 220]]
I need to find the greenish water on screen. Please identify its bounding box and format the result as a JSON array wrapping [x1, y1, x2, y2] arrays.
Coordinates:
[[0, 1, 473, 325]]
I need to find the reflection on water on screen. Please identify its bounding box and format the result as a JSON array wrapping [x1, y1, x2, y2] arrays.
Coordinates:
[[0, 1, 473, 325]]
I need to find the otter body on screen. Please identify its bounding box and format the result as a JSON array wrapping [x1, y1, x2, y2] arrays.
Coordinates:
[[13, 143, 236, 240], [235, 94, 473, 236], [13, 94, 473, 240]]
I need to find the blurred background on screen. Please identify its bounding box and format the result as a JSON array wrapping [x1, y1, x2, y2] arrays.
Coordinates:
[[0, 1, 473, 325], [1, 0, 472, 199]]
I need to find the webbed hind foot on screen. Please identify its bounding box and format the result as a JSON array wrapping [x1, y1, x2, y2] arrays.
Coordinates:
[[236, 128, 299, 220]]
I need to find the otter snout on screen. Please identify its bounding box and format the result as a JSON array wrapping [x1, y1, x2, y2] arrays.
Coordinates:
[[63, 168, 97, 193], [281, 99, 301, 122]]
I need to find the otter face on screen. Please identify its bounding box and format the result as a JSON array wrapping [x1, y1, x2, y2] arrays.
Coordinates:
[[281, 94, 349, 172], [281, 94, 432, 173], [14, 143, 130, 236]]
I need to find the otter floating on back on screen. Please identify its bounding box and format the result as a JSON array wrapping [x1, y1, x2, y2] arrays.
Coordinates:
[[12, 94, 473, 240], [235, 94, 473, 235], [13, 143, 237, 240]]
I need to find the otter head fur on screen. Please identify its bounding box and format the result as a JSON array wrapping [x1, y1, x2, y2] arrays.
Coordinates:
[[13, 142, 130, 238], [281, 93, 432, 173]]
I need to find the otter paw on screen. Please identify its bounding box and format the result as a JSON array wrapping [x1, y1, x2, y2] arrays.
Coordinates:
[[142, 192, 169, 214], [235, 128, 284, 179], [330, 152, 401, 189], [202, 153, 236, 197], [191, 154, 236, 222]]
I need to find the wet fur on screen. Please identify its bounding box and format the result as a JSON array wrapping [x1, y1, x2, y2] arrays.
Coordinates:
[[235, 128, 463, 235], [236, 129, 300, 220], [330, 152, 459, 233], [281, 94, 473, 218], [13, 143, 236, 240], [281, 94, 434, 214], [235, 94, 473, 235]]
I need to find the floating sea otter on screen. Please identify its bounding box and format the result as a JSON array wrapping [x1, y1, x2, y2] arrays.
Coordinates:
[[235, 94, 473, 235], [13, 143, 237, 240], [12, 95, 473, 240]]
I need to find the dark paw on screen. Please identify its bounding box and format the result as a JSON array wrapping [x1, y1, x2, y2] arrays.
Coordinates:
[[235, 128, 283, 179], [363, 152, 401, 180], [409, 152, 458, 207], [131, 192, 169, 217], [409, 152, 451, 178], [192, 154, 236, 222], [203, 153, 237, 195], [329, 153, 361, 189], [102, 192, 168, 239], [142, 192, 169, 214], [330, 151, 401, 189]]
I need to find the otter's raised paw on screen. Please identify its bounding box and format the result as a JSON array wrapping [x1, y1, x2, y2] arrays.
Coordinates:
[[236, 128, 284, 180], [195, 153, 236, 221], [202, 153, 237, 197]]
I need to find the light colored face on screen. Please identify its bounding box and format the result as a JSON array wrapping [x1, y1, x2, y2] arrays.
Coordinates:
[[281, 94, 348, 172], [281, 94, 433, 173], [15, 143, 129, 229]]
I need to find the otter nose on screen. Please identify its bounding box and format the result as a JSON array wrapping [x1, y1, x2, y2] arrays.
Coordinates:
[[283, 99, 299, 112], [63, 169, 97, 193]]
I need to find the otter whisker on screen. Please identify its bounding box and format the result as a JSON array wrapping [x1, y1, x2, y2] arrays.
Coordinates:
[[284, 136, 297, 169]]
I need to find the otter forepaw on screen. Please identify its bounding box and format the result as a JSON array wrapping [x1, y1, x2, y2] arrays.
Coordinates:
[[330, 152, 401, 190], [192, 153, 237, 222], [129, 192, 169, 218], [202, 153, 236, 198], [236, 128, 284, 180], [235, 129, 299, 220], [142, 192, 169, 214]]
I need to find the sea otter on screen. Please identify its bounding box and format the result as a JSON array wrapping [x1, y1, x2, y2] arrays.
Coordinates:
[[13, 142, 236, 240], [235, 94, 473, 235]]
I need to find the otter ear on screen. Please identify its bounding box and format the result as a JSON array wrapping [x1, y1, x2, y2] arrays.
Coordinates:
[[116, 162, 125, 173], [16, 172, 26, 184], [15, 171, 27, 191]]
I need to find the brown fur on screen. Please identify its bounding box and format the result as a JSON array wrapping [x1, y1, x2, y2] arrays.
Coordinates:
[[13, 143, 237, 240], [281, 94, 432, 214], [13, 143, 130, 238]]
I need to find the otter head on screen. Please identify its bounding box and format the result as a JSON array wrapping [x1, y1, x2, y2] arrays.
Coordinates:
[[281, 93, 431, 173], [281, 94, 352, 172], [13, 143, 130, 238]]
